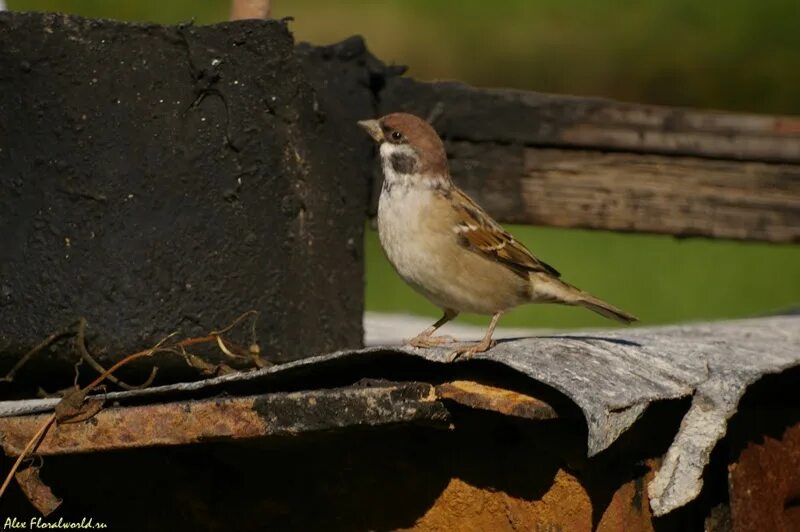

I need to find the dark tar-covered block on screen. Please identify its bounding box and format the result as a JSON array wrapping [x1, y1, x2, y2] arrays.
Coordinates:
[[0, 13, 371, 368]]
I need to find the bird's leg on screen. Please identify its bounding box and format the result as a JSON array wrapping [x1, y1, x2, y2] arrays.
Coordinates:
[[450, 312, 503, 361], [408, 309, 459, 348]]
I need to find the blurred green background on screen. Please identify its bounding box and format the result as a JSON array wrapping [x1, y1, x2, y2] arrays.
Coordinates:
[[9, 0, 800, 328]]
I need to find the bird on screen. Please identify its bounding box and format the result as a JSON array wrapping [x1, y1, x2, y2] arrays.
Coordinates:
[[358, 112, 637, 360]]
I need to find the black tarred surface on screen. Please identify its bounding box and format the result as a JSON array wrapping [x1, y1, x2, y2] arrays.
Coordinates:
[[0, 12, 382, 379]]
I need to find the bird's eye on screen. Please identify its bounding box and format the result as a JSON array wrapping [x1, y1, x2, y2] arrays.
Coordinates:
[[390, 131, 403, 142]]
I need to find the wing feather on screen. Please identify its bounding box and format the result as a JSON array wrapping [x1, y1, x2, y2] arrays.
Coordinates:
[[451, 189, 560, 278]]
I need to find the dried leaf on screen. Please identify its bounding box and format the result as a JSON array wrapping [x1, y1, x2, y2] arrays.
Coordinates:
[[75, 318, 159, 390], [179, 346, 239, 376], [16, 466, 62, 516], [54, 387, 104, 425], [181, 350, 219, 375], [216, 363, 236, 375]]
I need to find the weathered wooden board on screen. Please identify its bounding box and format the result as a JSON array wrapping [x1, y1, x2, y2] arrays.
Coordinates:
[[446, 142, 800, 242], [371, 78, 800, 242], [381, 78, 800, 163]]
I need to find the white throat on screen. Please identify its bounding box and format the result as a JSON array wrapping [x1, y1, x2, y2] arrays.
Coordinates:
[[379, 143, 418, 192], [378, 142, 449, 195]]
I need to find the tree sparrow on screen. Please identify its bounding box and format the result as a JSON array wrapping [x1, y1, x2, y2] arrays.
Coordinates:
[[359, 113, 637, 360]]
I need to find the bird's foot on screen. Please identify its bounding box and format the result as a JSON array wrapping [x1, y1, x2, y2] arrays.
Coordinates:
[[448, 339, 496, 362], [408, 334, 458, 348]]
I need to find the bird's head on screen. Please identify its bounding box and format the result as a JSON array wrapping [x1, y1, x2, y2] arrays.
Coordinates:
[[358, 113, 450, 189]]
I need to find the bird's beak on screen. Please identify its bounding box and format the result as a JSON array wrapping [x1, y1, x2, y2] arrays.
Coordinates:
[[358, 119, 384, 143]]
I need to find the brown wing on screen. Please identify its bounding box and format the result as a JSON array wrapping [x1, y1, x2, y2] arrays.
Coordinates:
[[451, 188, 560, 278]]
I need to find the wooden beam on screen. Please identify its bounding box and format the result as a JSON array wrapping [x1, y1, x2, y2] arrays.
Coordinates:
[[229, 0, 271, 20], [375, 78, 800, 241], [381, 78, 800, 163], [445, 141, 800, 242]]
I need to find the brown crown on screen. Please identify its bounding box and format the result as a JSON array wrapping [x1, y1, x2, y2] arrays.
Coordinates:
[[380, 113, 449, 176]]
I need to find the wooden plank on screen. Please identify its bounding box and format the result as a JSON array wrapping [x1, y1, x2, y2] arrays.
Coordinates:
[[445, 141, 800, 242], [229, 0, 271, 20], [381, 78, 800, 163]]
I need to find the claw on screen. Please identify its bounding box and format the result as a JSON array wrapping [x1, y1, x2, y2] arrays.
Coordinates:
[[408, 334, 458, 348], [448, 339, 496, 362]]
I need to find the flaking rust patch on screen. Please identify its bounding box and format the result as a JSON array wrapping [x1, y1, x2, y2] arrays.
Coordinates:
[[16, 466, 62, 516], [435, 380, 557, 420]]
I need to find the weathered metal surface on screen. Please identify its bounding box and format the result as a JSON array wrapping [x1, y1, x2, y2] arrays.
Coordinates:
[[0, 315, 797, 516], [0, 382, 448, 456], [728, 421, 800, 532], [596, 470, 657, 532], [0, 405, 679, 531], [705, 505, 733, 532], [401, 458, 662, 531], [435, 380, 557, 420], [409, 471, 595, 531], [0, 379, 559, 455]]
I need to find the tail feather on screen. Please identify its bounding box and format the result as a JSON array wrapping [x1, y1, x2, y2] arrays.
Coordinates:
[[530, 274, 637, 324], [575, 293, 638, 324]]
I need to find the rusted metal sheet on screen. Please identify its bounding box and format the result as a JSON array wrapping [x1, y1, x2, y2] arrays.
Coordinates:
[[0, 382, 448, 456], [408, 462, 660, 531], [435, 380, 557, 420], [0, 400, 671, 530], [596, 475, 655, 532], [0, 316, 797, 517], [728, 421, 800, 532], [0, 379, 562, 456]]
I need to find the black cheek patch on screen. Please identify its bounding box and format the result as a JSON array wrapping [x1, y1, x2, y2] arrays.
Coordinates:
[[390, 153, 417, 174]]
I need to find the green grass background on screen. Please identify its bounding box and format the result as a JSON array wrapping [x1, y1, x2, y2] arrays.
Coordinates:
[[9, 0, 800, 327]]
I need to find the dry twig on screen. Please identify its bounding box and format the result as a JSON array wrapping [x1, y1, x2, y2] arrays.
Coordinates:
[[75, 318, 158, 390], [1, 322, 78, 383], [0, 414, 55, 499], [210, 309, 259, 337], [0, 310, 263, 506]]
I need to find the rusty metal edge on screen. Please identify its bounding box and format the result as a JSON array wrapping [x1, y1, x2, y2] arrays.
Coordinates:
[[0, 382, 449, 456], [728, 421, 800, 531], [435, 380, 557, 420], [0, 378, 566, 457]]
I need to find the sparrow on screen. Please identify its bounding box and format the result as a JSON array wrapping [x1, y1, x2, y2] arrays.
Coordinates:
[[359, 113, 637, 360]]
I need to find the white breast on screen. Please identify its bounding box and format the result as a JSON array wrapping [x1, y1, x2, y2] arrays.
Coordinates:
[[377, 141, 436, 283], [377, 184, 437, 286], [375, 142, 519, 314], [377, 185, 523, 315]]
